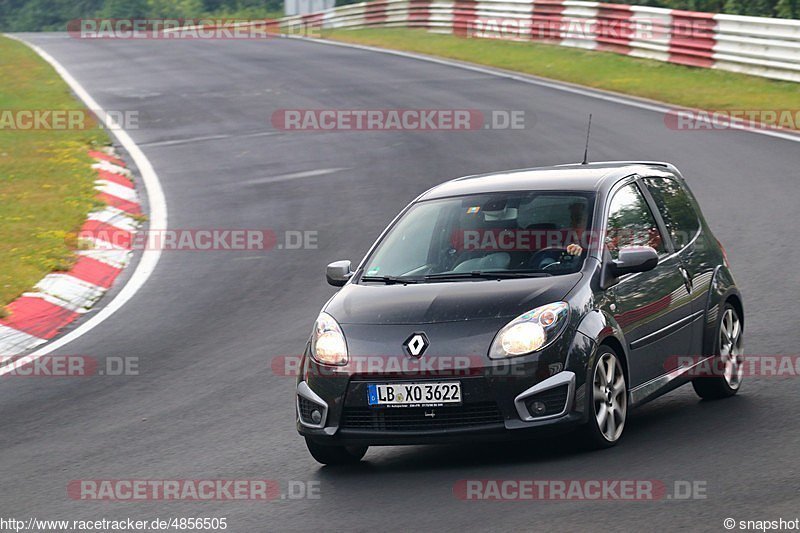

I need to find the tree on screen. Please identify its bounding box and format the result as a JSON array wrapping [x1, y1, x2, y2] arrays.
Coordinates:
[[148, 0, 205, 18], [97, 0, 150, 18], [724, 0, 776, 15], [776, 0, 798, 17]]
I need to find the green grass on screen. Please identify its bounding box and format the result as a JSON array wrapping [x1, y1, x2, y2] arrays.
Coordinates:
[[322, 28, 800, 122], [0, 35, 109, 311]]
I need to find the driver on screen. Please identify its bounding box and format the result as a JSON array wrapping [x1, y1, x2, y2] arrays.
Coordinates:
[[565, 202, 587, 256]]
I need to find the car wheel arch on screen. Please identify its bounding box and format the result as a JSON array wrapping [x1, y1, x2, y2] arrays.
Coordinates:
[[576, 309, 629, 358], [702, 265, 744, 356], [575, 309, 631, 399]]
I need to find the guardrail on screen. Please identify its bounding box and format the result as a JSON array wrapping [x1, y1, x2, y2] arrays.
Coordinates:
[[280, 0, 800, 83]]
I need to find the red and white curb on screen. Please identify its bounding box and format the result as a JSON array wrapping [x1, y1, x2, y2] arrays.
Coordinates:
[[0, 148, 141, 356], [281, 0, 800, 83]]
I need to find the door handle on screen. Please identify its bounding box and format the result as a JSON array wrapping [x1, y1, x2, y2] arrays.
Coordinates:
[[678, 266, 693, 293]]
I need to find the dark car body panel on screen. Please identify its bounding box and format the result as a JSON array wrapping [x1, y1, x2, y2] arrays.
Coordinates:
[[325, 274, 583, 325], [297, 162, 742, 446]]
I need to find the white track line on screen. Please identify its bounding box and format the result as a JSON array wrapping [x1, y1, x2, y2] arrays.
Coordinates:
[[139, 130, 280, 148], [291, 35, 800, 144], [245, 167, 349, 185], [2, 35, 168, 375]]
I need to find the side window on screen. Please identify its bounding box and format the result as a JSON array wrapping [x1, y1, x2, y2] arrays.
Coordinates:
[[643, 177, 701, 251], [605, 183, 666, 260]]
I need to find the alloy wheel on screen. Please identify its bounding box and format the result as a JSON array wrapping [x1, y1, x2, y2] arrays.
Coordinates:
[[593, 351, 627, 442]]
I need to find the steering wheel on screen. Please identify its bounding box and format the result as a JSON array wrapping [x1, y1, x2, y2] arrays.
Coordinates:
[[528, 247, 571, 271]]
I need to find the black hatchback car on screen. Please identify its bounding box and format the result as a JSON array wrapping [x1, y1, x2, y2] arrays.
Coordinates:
[[297, 162, 743, 465]]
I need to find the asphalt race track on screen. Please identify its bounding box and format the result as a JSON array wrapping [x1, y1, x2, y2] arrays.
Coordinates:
[[3, 33, 800, 531]]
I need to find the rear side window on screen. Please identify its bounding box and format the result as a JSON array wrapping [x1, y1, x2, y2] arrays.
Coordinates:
[[605, 183, 665, 260], [643, 178, 701, 251]]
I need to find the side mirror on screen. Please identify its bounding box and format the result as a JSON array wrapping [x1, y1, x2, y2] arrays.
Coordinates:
[[612, 246, 659, 276], [326, 260, 353, 287]]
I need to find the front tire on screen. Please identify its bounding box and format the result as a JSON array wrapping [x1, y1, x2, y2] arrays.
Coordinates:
[[305, 438, 367, 465], [692, 303, 743, 400], [580, 346, 628, 449]]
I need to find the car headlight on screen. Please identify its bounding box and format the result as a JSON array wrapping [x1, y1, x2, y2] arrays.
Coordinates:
[[489, 302, 569, 359], [310, 312, 348, 366]]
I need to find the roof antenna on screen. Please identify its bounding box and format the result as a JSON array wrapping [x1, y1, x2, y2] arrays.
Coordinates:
[[581, 114, 593, 165]]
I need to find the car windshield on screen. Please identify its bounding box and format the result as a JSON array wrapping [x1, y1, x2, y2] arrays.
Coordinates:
[[361, 191, 595, 283]]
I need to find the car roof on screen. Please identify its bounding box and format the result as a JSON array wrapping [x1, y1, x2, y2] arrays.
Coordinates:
[[419, 161, 680, 201]]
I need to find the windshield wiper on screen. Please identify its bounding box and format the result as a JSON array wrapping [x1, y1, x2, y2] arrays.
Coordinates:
[[424, 270, 552, 281], [482, 269, 553, 278], [360, 275, 421, 285]]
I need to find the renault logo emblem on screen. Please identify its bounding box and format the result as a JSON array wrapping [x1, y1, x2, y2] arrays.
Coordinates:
[[403, 332, 429, 358]]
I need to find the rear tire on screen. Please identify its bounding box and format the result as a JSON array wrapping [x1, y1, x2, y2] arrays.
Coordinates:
[[580, 345, 628, 449], [692, 303, 743, 400], [305, 438, 367, 465]]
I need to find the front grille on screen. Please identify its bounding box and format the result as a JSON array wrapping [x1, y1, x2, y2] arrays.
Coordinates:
[[341, 402, 504, 432], [298, 395, 322, 425], [523, 384, 569, 418]]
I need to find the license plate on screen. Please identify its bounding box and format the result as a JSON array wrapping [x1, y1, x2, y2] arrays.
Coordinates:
[[367, 382, 462, 407]]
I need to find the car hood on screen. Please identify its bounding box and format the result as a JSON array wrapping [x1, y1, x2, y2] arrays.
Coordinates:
[[325, 273, 582, 325]]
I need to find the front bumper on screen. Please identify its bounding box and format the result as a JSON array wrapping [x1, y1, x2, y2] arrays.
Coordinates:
[[297, 331, 595, 446]]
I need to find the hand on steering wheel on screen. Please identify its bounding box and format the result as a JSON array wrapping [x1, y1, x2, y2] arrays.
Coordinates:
[[566, 244, 583, 256], [529, 245, 583, 271]]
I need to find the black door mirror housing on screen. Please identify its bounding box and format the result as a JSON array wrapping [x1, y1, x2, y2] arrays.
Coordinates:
[[326, 260, 353, 287], [612, 246, 659, 276]]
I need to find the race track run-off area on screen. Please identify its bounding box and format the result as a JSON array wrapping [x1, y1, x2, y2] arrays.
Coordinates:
[[3, 33, 800, 531]]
